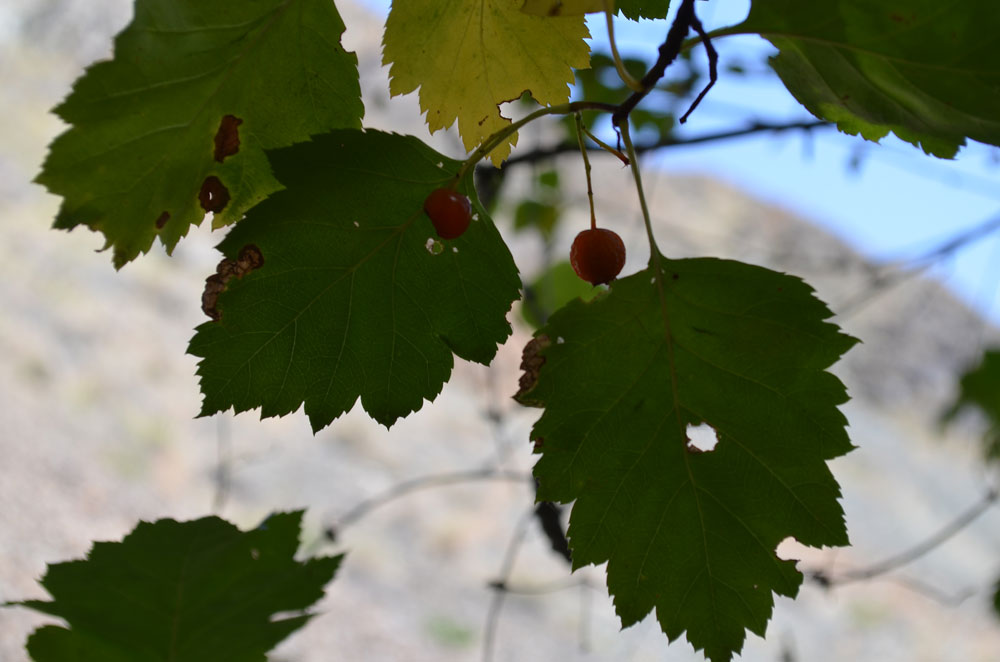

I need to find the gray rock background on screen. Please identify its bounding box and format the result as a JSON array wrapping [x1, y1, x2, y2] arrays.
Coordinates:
[[2, 1, 999, 661]]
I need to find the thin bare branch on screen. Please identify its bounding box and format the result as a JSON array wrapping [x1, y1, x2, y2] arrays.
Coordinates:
[[482, 507, 536, 662], [493, 119, 831, 168], [328, 468, 532, 538], [678, 11, 717, 123], [809, 487, 998, 587]]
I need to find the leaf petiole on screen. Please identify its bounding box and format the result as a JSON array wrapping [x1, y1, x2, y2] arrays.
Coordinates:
[[574, 113, 598, 230], [603, 0, 644, 92], [616, 118, 660, 261], [580, 122, 629, 165]]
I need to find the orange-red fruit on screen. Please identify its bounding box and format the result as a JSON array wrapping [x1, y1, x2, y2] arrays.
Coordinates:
[[424, 188, 472, 239], [570, 228, 626, 285]]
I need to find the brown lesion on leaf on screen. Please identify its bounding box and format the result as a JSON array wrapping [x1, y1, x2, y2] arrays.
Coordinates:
[[514, 334, 550, 406], [213, 115, 243, 162], [199, 176, 230, 213], [155, 211, 170, 229], [201, 244, 265, 321]]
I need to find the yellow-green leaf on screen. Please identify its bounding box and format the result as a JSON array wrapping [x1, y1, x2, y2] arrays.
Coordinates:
[[383, 0, 590, 166]]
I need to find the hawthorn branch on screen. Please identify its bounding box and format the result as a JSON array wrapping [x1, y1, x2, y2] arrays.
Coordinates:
[[489, 576, 596, 595], [612, 0, 698, 126], [678, 10, 718, 124], [324, 468, 532, 540], [838, 211, 1000, 319], [808, 486, 998, 588], [482, 507, 536, 662], [491, 119, 831, 168], [211, 414, 233, 514]]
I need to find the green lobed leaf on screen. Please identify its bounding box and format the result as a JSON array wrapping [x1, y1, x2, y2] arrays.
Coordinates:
[[941, 348, 1000, 462], [188, 129, 521, 430], [14, 511, 341, 662], [518, 256, 856, 661], [37, 0, 363, 268], [725, 0, 1000, 157]]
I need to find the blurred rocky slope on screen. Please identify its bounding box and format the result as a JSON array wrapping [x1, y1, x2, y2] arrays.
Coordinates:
[[1, 1, 999, 661]]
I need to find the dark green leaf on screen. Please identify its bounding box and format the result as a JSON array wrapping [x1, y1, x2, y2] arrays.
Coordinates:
[[941, 348, 1000, 462], [993, 576, 1000, 620], [725, 0, 1000, 157], [189, 129, 521, 430], [617, 0, 671, 20], [37, 0, 363, 267], [15, 512, 340, 662], [518, 256, 856, 661]]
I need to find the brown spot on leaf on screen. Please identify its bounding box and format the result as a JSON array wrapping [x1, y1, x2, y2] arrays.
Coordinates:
[[514, 334, 550, 405], [155, 211, 170, 229], [199, 176, 230, 213], [201, 244, 264, 320], [213, 115, 243, 162]]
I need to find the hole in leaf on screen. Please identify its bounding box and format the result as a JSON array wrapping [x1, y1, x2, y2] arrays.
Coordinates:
[[199, 176, 230, 213], [213, 114, 243, 162], [685, 423, 718, 453], [776, 536, 808, 561], [425, 237, 444, 255]]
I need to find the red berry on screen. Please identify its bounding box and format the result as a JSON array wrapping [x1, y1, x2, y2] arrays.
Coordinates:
[[570, 228, 626, 285], [424, 188, 472, 239]]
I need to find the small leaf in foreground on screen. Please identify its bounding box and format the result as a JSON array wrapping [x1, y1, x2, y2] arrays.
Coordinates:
[[382, 0, 590, 166], [521, 260, 600, 330], [37, 0, 363, 267], [616, 0, 671, 20], [189, 129, 521, 430], [13, 511, 340, 662], [518, 256, 856, 661], [941, 348, 1000, 462], [725, 0, 1000, 157]]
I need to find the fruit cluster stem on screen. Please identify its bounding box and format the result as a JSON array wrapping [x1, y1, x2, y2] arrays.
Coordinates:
[[574, 113, 598, 231], [616, 119, 661, 263], [603, 0, 643, 92]]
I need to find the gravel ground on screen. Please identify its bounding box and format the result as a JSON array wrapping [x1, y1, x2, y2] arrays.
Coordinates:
[[2, 2, 1000, 661]]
